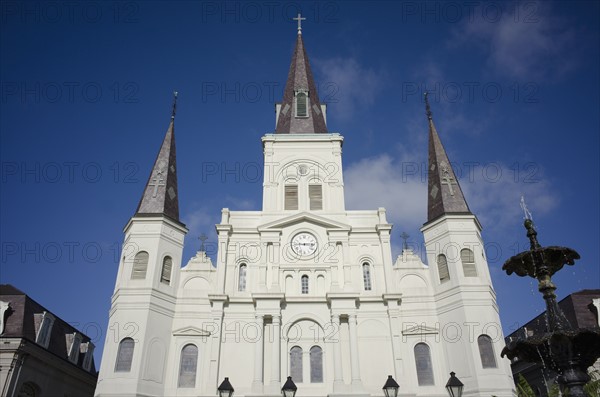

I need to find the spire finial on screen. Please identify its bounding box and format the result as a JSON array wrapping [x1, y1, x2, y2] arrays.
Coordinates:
[[293, 13, 306, 35], [400, 232, 410, 250], [198, 234, 208, 252], [520, 195, 533, 221], [424, 91, 433, 120], [171, 91, 178, 119]]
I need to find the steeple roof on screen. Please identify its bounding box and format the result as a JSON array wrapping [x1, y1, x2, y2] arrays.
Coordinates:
[[135, 93, 180, 222], [275, 31, 328, 134], [425, 93, 471, 223]]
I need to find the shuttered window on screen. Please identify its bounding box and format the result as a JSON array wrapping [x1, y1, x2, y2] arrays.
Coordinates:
[[414, 343, 434, 386], [131, 251, 149, 280], [461, 248, 477, 277], [178, 344, 198, 388], [296, 92, 308, 117], [290, 346, 303, 382], [478, 335, 497, 368], [310, 346, 323, 383], [285, 185, 298, 210], [437, 254, 449, 283], [115, 338, 134, 372], [309, 185, 323, 210], [161, 256, 172, 284]]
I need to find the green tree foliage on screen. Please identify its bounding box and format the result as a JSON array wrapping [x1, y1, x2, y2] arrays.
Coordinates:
[[517, 374, 535, 397]]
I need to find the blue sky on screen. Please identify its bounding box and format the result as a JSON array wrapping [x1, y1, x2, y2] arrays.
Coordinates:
[[1, 1, 599, 365]]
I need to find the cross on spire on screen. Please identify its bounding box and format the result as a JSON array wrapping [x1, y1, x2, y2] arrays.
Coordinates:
[[424, 91, 433, 120], [440, 162, 457, 196], [520, 195, 533, 220], [198, 234, 208, 252], [293, 13, 306, 34], [149, 168, 166, 197], [400, 232, 410, 250], [171, 91, 178, 119]]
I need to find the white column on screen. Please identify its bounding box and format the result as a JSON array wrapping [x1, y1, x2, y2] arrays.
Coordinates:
[[331, 314, 344, 390], [271, 315, 281, 385], [348, 313, 362, 387], [252, 314, 264, 392], [593, 299, 600, 328]]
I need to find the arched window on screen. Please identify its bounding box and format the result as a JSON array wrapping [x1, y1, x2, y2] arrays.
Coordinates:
[[437, 254, 449, 283], [238, 264, 247, 291], [478, 335, 497, 368], [161, 256, 172, 284], [310, 346, 323, 383], [461, 248, 477, 277], [115, 338, 134, 372], [301, 275, 309, 294], [290, 346, 303, 382], [296, 91, 308, 117], [131, 251, 149, 279], [178, 344, 198, 388], [362, 263, 372, 291], [414, 343, 434, 386]]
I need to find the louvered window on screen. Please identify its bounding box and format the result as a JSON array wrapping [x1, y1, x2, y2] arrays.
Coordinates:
[[461, 248, 477, 277], [310, 346, 323, 383], [301, 275, 309, 294], [67, 333, 82, 363], [285, 185, 298, 210], [437, 254, 450, 283], [414, 343, 434, 386], [309, 185, 323, 210], [238, 264, 247, 291], [178, 344, 198, 388], [362, 263, 372, 291], [115, 338, 134, 372], [290, 346, 303, 382], [478, 335, 497, 368], [161, 256, 172, 284], [131, 251, 149, 279], [296, 92, 308, 117]]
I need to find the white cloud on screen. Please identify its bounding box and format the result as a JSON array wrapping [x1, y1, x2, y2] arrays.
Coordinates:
[[313, 57, 385, 121], [450, 1, 580, 80]]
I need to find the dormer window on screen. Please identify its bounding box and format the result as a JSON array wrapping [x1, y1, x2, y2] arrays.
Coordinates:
[[35, 311, 55, 348], [295, 89, 308, 117], [67, 332, 83, 364]]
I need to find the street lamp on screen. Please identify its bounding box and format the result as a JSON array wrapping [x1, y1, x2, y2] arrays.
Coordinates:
[[445, 372, 464, 397], [217, 377, 234, 397], [382, 375, 400, 397], [281, 376, 297, 397]]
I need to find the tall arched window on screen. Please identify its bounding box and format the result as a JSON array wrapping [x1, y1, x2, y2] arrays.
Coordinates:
[[238, 264, 247, 291], [178, 344, 199, 388], [478, 335, 497, 368], [437, 254, 449, 283], [310, 346, 323, 383], [301, 275, 309, 294], [131, 251, 149, 279], [161, 256, 172, 284], [290, 346, 303, 382], [362, 263, 372, 291], [296, 92, 308, 117], [461, 248, 477, 277], [115, 338, 134, 372], [414, 343, 434, 386]]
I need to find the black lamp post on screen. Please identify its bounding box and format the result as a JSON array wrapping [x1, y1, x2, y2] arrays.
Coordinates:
[[445, 372, 464, 397], [382, 375, 400, 397], [281, 376, 297, 397], [217, 377, 234, 397]]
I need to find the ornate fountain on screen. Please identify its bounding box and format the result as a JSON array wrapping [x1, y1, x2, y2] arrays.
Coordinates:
[[501, 200, 600, 397]]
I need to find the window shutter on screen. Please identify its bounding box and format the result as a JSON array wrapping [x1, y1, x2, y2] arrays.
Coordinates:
[[461, 249, 477, 277], [131, 252, 149, 279], [161, 256, 172, 284], [309, 185, 323, 210], [296, 92, 307, 117], [437, 254, 450, 282], [285, 185, 298, 210]]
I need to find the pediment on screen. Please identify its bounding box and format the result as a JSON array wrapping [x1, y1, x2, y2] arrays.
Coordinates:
[[258, 212, 351, 232], [402, 325, 439, 336], [172, 326, 211, 337]]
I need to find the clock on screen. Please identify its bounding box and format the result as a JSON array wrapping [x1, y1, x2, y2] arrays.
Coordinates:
[[291, 232, 318, 256]]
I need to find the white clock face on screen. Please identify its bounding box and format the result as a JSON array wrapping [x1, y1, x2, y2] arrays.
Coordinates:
[[291, 232, 318, 256]]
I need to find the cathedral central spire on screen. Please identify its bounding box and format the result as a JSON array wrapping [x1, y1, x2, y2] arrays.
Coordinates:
[[425, 93, 471, 223], [275, 27, 328, 134]]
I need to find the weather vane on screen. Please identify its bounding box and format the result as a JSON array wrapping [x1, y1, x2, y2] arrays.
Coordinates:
[[520, 195, 533, 221], [293, 13, 306, 34], [198, 234, 208, 252], [400, 232, 410, 250]]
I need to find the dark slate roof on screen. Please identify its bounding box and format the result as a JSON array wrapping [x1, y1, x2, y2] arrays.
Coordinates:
[[0, 284, 97, 374], [425, 101, 472, 223], [275, 33, 328, 134], [135, 117, 180, 222]]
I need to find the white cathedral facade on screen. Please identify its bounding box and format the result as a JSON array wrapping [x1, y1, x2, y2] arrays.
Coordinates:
[[94, 28, 516, 397]]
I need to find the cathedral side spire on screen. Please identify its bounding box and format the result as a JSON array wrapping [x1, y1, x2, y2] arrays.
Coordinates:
[[135, 92, 180, 222], [275, 23, 328, 134], [424, 93, 471, 223]]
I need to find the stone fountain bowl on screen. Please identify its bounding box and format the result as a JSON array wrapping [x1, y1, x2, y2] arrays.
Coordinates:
[[502, 246, 580, 278], [502, 328, 600, 370]]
